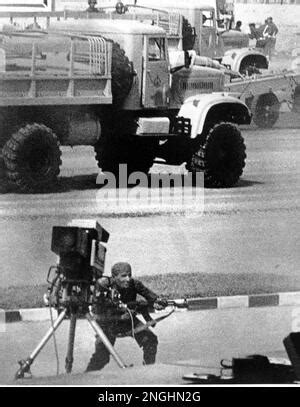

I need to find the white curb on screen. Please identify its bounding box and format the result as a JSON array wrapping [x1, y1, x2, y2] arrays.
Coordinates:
[[19, 308, 58, 322], [217, 295, 249, 309], [279, 292, 300, 306]]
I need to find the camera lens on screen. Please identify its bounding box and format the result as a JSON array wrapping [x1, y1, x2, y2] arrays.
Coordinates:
[[60, 233, 76, 251]]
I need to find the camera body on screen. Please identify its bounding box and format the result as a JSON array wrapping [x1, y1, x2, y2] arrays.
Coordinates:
[[51, 220, 109, 283], [47, 220, 110, 311]]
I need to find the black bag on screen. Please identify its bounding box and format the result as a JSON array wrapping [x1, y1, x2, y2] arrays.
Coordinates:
[[221, 354, 295, 384]]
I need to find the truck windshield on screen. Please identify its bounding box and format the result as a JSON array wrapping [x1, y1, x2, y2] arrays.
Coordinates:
[[148, 38, 166, 61]]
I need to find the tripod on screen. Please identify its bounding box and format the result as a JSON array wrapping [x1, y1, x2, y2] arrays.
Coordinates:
[[15, 300, 127, 380]]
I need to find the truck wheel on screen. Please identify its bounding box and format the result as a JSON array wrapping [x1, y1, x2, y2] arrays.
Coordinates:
[[188, 122, 246, 188], [94, 117, 156, 178], [111, 41, 134, 106], [2, 124, 61, 192], [292, 87, 300, 113], [252, 93, 280, 128], [0, 151, 6, 181]]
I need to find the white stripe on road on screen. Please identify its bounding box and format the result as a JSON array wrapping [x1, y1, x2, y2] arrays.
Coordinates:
[[0, 198, 299, 218], [1, 183, 300, 206]]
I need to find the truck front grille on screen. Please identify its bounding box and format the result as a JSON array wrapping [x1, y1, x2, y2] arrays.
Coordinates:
[[181, 81, 214, 91]]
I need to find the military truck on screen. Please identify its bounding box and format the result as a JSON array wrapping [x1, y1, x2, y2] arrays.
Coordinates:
[[0, 18, 251, 192], [1, 1, 268, 76], [105, 1, 268, 76], [100, 4, 300, 128]]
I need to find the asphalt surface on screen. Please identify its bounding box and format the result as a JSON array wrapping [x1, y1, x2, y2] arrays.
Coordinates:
[[1, 305, 298, 385], [0, 113, 299, 288]]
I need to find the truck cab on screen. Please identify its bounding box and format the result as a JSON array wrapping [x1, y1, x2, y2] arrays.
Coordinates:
[[183, 6, 224, 60], [48, 18, 225, 111], [48, 19, 171, 110]]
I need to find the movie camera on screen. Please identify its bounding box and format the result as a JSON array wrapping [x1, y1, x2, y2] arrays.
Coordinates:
[[46, 220, 109, 311], [15, 220, 127, 380]]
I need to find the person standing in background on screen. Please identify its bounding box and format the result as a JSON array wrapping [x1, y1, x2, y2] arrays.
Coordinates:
[[234, 21, 242, 32], [86, 0, 99, 12], [263, 17, 279, 61]]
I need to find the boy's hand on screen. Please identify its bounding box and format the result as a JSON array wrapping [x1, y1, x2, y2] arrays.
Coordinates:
[[153, 298, 168, 310]]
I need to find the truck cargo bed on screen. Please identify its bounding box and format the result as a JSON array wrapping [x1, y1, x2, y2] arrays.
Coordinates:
[[0, 30, 112, 106]]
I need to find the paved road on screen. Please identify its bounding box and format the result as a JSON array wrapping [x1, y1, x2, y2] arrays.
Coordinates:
[[0, 114, 299, 287], [1, 305, 298, 385]]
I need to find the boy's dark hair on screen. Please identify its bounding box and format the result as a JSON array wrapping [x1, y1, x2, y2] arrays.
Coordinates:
[[111, 262, 132, 277]]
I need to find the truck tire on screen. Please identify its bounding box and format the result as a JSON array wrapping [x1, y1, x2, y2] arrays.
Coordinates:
[[110, 41, 134, 106], [2, 124, 61, 192], [188, 122, 246, 188], [94, 116, 156, 178], [252, 93, 280, 128], [0, 151, 5, 181], [292, 86, 300, 113]]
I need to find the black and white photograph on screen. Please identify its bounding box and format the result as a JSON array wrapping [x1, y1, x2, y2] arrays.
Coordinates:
[[0, 0, 300, 394]]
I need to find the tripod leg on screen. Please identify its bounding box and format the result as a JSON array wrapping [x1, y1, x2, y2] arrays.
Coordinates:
[[65, 313, 77, 373], [15, 308, 67, 380], [85, 312, 126, 369]]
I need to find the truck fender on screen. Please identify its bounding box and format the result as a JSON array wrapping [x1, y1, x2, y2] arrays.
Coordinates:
[[178, 93, 251, 138], [222, 48, 268, 73]]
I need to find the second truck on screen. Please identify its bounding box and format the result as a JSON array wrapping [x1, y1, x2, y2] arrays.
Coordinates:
[[0, 15, 251, 192]]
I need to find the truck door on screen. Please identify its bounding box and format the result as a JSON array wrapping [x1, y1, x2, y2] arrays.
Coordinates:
[[199, 10, 223, 59], [142, 36, 169, 108]]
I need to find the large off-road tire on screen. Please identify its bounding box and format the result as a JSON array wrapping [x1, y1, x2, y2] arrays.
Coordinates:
[[188, 122, 246, 188], [110, 41, 134, 106], [2, 124, 61, 192], [94, 115, 156, 178], [251, 93, 280, 128], [0, 151, 5, 182], [292, 86, 300, 113], [182, 17, 196, 51]]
